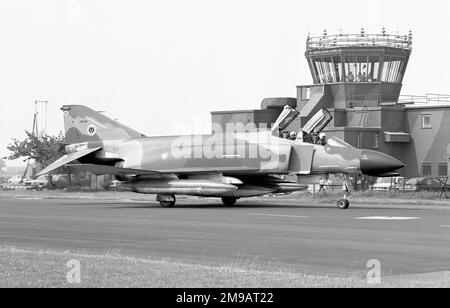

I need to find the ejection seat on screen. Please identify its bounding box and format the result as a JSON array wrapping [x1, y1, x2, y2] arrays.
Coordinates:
[[301, 109, 333, 145]]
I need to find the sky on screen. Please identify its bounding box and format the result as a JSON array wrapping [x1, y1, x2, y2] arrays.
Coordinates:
[[1, 0, 450, 166]]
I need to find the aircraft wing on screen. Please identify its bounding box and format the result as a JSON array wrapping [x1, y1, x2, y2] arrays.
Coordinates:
[[37, 147, 102, 177], [67, 164, 160, 176]]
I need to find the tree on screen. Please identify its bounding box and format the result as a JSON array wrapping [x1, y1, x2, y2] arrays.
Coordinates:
[[0, 159, 6, 174], [4, 131, 65, 181]]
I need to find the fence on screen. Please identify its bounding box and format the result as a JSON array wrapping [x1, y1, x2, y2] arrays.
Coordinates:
[[309, 177, 450, 199]]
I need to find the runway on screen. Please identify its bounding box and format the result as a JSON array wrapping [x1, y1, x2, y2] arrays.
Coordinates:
[[1, 196, 450, 277]]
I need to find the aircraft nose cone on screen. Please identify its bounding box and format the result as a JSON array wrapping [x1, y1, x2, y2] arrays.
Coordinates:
[[360, 150, 405, 176]]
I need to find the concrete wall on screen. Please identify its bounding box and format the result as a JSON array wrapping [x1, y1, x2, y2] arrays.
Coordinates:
[[345, 108, 381, 128], [403, 107, 450, 178], [299, 83, 403, 110], [381, 108, 406, 132]]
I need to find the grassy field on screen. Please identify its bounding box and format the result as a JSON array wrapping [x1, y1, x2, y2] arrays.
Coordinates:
[[1, 245, 449, 288]]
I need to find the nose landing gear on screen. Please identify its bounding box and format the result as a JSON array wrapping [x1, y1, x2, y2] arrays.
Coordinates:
[[337, 174, 351, 210], [337, 198, 350, 210]]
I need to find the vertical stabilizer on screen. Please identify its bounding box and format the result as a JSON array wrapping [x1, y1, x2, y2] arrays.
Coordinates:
[[61, 105, 146, 144]]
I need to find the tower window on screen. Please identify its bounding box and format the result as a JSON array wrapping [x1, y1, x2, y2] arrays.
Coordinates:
[[368, 56, 381, 82], [421, 114, 432, 129]]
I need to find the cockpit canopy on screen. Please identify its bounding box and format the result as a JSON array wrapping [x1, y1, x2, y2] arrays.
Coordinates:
[[271, 106, 353, 148], [272, 106, 338, 146], [272, 106, 333, 136], [302, 108, 333, 135], [271, 106, 300, 133]]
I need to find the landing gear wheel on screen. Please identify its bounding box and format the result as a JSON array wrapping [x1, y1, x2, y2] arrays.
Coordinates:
[[157, 194, 176, 208], [337, 199, 350, 210], [160, 201, 175, 208], [222, 197, 238, 207]]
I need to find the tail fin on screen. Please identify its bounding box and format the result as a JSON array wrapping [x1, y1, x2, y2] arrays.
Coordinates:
[[61, 105, 146, 144]]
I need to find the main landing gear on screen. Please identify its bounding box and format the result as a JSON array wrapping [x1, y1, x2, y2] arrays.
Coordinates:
[[222, 197, 238, 207], [156, 195, 238, 207], [157, 194, 176, 207], [337, 175, 351, 210]]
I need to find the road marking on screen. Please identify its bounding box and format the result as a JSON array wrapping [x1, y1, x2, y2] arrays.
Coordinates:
[[441, 225, 450, 228], [355, 216, 421, 221], [248, 213, 309, 219], [14, 198, 44, 200]]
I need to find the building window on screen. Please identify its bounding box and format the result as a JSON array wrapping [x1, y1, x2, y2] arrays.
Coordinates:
[[356, 132, 362, 148], [368, 56, 380, 82], [301, 87, 311, 101], [380, 56, 406, 83], [344, 56, 356, 82], [373, 132, 379, 148], [438, 162, 448, 177], [381, 56, 391, 82], [356, 56, 368, 82], [422, 114, 432, 129], [421, 163, 432, 177], [333, 55, 343, 82], [313, 57, 340, 84]]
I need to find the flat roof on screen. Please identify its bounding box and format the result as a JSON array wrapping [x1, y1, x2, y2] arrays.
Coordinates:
[[384, 131, 411, 136], [405, 103, 450, 110]]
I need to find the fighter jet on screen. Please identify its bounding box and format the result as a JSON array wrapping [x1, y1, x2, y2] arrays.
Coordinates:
[[37, 105, 404, 209]]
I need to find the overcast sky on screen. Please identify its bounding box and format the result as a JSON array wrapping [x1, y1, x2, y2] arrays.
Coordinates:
[[1, 0, 449, 166]]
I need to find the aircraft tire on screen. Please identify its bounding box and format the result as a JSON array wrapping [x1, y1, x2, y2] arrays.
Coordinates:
[[222, 197, 238, 207], [337, 199, 350, 210], [160, 201, 175, 208]]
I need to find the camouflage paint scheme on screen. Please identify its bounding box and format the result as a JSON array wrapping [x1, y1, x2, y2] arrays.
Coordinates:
[[38, 105, 404, 205]]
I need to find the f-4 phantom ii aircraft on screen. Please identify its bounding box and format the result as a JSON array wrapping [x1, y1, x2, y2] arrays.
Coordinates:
[[38, 105, 404, 209]]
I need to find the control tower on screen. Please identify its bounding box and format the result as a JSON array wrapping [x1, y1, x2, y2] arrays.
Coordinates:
[[292, 29, 413, 162], [212, 28, 416, 175], [299, 28, 412, 113]]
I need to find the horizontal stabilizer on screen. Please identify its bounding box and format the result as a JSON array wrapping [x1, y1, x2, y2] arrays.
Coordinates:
[[67, 164, 160, 176], [37, 147, 102, 177]]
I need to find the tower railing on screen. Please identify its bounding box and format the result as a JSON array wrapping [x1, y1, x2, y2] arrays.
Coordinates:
[[307, 33, 412, 51], [399, 94, 450, 105]]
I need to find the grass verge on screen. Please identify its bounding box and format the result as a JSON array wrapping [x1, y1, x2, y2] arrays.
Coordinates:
[[1, 245, 448, 288]]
